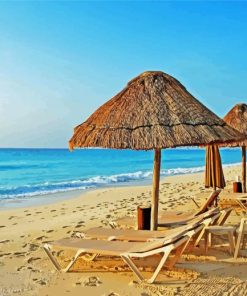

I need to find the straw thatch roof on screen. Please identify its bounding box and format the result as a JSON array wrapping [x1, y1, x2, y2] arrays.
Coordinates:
[[222, 103, 247, 147], [69, 71, 244, 150]]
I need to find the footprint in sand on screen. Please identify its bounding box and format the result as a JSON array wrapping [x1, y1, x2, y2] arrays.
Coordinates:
[[16, 265, 38, 272], [27, 257, 41, 264], [0, 240, 10, 244], [75, 224, 84, 228], [0, 225, 6, 228], [8, 216, 17, 220], [35, 235, 48, 241], [14, 251, 27, 256], [45, 230, 54, 233], [17, 265, 26, 271], [34, 278, 47, 285], [83, 276, 102, 287], [0, 252, 11, 258], [50, 209, 56, 212]]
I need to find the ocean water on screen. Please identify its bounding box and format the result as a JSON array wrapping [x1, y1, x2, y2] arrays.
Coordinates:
[[0, 148, 242, 207]]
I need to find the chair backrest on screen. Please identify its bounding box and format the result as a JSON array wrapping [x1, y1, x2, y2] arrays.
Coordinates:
[[196, 189, 221, 216], [196, 207, 220, 221], [183, 207, 219, 229]]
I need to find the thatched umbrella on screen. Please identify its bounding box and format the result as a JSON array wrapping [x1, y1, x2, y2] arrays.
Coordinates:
[[223, 103, 247, 192], [69, 71, 244, 230]]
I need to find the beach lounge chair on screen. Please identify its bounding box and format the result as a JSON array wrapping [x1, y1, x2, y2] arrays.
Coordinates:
[[234, 217, 247, 259], [158, 189, 221, 227], [110, 190, 221, 229], [78, 207, 220, 242], [43, 212, 219, 283]]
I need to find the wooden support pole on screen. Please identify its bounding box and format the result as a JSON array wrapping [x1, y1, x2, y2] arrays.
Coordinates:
[[151, 148, 161, 230], [242, 146, 246, 193]]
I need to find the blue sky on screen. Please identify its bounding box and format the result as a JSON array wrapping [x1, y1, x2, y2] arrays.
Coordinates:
[[0, 1, 246, 148]]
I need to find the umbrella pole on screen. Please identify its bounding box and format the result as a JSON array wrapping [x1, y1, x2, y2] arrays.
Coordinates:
[[242, 146, 246, 193], [151, 148, 161, 230]]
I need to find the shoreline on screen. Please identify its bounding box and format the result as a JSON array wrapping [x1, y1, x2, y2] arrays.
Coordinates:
[[0, 163, 242, 211]]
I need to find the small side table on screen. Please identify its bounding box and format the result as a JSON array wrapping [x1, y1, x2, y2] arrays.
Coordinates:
[[204, 226, 236, 255]]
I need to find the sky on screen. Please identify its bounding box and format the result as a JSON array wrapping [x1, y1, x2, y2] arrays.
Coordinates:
[[0, 1, 247, 148]]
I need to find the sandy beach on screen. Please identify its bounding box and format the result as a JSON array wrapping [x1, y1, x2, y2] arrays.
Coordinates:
[[1, 165, 247, 296]]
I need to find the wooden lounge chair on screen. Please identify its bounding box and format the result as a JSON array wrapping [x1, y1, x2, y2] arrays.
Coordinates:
[[234, 217, 247, 259], [43, 212, 219, 283], [158, 190, 221, 227], [110, 190, 221, 229], [78, 208, 220, 242]]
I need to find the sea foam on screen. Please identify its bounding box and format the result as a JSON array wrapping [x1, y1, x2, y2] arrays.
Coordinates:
[[0, 162, 241, 199]]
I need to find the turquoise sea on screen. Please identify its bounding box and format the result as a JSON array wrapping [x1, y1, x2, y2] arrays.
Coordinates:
[[0, 148, 242, 208]]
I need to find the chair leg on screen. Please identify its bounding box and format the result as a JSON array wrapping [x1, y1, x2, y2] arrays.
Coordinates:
[[194, 229, 206, 247], [63, 249, 85, 272], [43, 244, 87, 273], [166, 238, 191, 270], [208, 233, 212, 247], [166, 243, 185, 270], [43, 244, 62, 271], [234, 232, 243, 259], [147, 249, 172, 284], [194, 221, 212, 247], [205, 231, 209, 254], [228, 232, 235, 255], [122, 246, 173, 284], [242, 235, 247, 249], [121, 255, 144, 282]]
